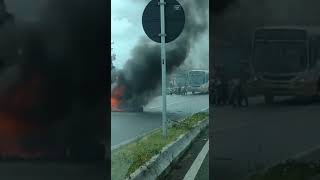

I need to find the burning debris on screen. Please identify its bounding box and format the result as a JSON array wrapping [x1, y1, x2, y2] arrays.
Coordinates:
[[111, 0, 208, 111], [111, 84, 125, 112]]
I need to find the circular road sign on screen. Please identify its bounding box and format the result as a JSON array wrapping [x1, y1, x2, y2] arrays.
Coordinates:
[[142, 0, 185, 43]]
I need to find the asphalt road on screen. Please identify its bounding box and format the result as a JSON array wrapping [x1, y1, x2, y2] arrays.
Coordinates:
[[111, 94, 209, 147], [211, 96, 320, 180]]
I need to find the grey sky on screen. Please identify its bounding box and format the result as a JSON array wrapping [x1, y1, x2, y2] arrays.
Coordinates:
[[111, 0, 208, 69]]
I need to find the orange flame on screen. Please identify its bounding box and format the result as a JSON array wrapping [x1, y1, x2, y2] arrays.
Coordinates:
[[0, 73, 47, 158], [0, 112, 42, 158], [111, 85, 125, 111]]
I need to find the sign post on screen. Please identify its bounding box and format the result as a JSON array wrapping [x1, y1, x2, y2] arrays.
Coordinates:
[[142, 0, 185, 138], [159, 0, 167, 137]]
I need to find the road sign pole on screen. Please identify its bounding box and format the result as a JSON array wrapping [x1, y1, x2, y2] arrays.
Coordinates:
[[143, 0, 184, 138], [159, 0, 167, 138]]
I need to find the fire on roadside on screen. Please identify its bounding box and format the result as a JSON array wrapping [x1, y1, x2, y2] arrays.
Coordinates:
[[111, 84, 125, 112], [0, 112, 45, 159], [0, 73, 49, 159]]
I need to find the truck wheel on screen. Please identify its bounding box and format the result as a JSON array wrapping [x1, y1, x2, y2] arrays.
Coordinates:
[[264, 95, 274, 104]]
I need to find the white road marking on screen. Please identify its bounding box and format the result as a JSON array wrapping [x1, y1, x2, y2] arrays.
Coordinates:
[[183, 140, 209, 180]]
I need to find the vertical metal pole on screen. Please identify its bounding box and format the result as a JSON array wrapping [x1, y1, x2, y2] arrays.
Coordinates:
[[159, 0, 167, 138]]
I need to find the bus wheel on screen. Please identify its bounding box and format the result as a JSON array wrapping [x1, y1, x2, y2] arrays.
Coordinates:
[[264, 95, 274, 104]]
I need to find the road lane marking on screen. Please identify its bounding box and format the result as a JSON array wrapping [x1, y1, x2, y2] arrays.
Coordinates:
[[183, 140, 209, 180]]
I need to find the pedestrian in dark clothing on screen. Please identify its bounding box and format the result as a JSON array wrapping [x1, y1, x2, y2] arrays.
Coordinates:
[[209, 79, 216, 105], [229, 78, 241, 107], [239, 65, 250, 107], [239, 83, 248, 106], [220, 79, 228, 105], [216, 78, 224, 105]]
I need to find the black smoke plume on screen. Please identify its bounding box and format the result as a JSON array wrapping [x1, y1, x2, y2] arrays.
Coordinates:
[[112, 0, 208, 107], [0, 0, 107, 157]]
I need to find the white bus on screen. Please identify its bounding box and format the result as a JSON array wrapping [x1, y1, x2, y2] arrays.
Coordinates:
[[187, 70, 209, 94], [249, 26, 320, 104]]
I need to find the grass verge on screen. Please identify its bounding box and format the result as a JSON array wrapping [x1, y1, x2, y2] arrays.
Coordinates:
[[249, 160, 320, 180], [111, 112, 208, 180]]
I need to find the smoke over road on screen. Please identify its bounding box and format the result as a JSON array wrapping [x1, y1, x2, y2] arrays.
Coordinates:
[[0, 0, 107, 158], [112, 0, 209, 108]]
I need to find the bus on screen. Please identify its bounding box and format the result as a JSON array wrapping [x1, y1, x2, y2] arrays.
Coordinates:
[[248, 26, 320, 104], [187, 70, 209, 94]]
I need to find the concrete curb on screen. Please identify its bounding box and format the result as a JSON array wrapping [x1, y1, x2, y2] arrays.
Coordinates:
[[126, 118, 209, 180], [111, 109, 209, 152]]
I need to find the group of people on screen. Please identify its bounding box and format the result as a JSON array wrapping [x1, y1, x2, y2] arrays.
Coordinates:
[[210, 77, 249, 107]]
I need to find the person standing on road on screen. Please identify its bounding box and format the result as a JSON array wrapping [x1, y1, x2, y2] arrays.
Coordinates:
[[216, 77, 223, 105], [239, 81, 248, 107], [221, 77, 228, 105], [239, 64, 250, 107], [210, 77, 218, 105], [229, 78, 241, 107]]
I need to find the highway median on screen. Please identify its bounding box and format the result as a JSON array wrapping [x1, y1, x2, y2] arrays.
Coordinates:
[[111, 112, 209, 180]]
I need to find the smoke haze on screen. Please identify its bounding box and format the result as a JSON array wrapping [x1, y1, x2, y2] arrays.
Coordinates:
[[113, 0, 209, 107], [0, 0, 107, 154], [213, 0, 320, 42]]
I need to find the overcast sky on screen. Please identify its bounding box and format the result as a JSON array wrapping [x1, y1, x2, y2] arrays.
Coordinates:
[[111, 0, 209, 69], [111, 0, 146, 68]]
